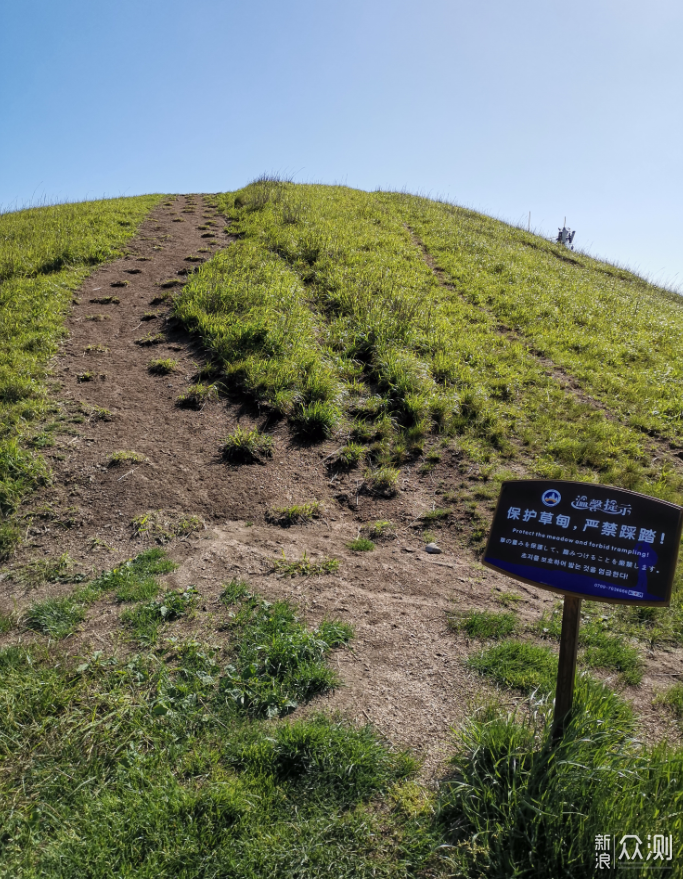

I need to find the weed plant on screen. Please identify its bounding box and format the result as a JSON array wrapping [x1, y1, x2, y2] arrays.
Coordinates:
[[121, 587, 199, 644]]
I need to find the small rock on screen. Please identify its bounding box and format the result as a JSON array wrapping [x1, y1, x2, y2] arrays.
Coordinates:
[[425, 543, 442, 554], [402, 546, 415, 553]]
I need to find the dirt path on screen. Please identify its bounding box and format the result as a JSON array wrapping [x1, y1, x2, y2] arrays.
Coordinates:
[[0, 200, 679, 779]]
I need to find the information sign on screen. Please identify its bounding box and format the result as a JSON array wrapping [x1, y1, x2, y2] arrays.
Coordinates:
[[483, 480, 683, 606]]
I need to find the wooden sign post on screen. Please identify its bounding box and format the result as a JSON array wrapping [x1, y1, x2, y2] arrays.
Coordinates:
[[483, 480, 683, 739], [552, 595, 581, 740]]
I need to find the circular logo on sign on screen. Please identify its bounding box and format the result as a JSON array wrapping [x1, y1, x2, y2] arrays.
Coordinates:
[[542, 489, 561, 507]]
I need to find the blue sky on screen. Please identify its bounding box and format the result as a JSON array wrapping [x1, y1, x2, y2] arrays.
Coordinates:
[[2, 0, 682, 288]]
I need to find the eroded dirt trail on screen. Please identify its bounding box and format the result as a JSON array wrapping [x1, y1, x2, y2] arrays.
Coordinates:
[[1, 199, 679, 778]]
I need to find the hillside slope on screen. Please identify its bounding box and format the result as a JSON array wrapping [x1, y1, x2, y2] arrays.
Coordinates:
[[0, 186, 682, 877]]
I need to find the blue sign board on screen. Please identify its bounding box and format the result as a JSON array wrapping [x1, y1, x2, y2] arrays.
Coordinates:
[[483, 480, 683, 605]]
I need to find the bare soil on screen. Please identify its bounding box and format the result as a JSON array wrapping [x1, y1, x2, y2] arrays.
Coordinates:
[[0, 197, 679, 779]]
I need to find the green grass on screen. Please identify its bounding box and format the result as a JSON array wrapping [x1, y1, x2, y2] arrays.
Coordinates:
[[21, 549, 178, 640], [0, 638, 423, 878], [265, 500, 322, 526], [0, 578, 428, 878], [221, 426, 274, 464], [535, 603, 645, 685], [0, 196, 162, 557], [107, 450, 145, 466], [655, 682, 683, 720], [183, 183, 683, 516], [419, 507, 451, 525], [438, 679, 683, 877], [348, 537, 375, 552], [175, 382, 217, 409], [24, 596, 86, 639], [5, 561, 683, 876], [121, 586, 199, 644], [364, 465, 400, 496], [220, 584, 353, 717], [8, 552, 77, 588], [85, 547, 178, 602], [453, 609, 517, 640], [468, 639, 558, 693], [134, 332, 165, 346], [272, 551, 340, 577], [147, 357, 178, 374], [362, 519, 396, 541], [331, 442, 364, 469], [131, 509, 204, 543], [400, 196, 683, 448]]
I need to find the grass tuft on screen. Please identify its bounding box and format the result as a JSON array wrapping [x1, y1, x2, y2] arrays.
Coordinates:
[[221, 426, 273, 464], [147, 357, 178, 375], [655, 682, 683, 720], [452, 609, 517, 640], [347, 537, 375, 552], [108, 450, 145, 467], [266, 501, 322, 527], [437, 679, 678, 876], [121, 586, 199, 644], [131, 510, 203, 543], [24, 596, 86, 639], [364, 465, 400, 496], [175, 383, 217, 409], [362, 519, 396, 542], [272, 551, 340, 577], [468, 639, 557, 693]]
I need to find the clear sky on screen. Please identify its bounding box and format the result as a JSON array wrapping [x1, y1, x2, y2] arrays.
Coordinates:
[[2, 0, 682, 289]]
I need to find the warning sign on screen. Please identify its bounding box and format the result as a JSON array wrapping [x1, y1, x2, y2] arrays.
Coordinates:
[[483, 480, 683, 606]]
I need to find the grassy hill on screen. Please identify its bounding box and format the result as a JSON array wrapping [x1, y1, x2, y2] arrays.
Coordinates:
[[1, 185, 682, 877]]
